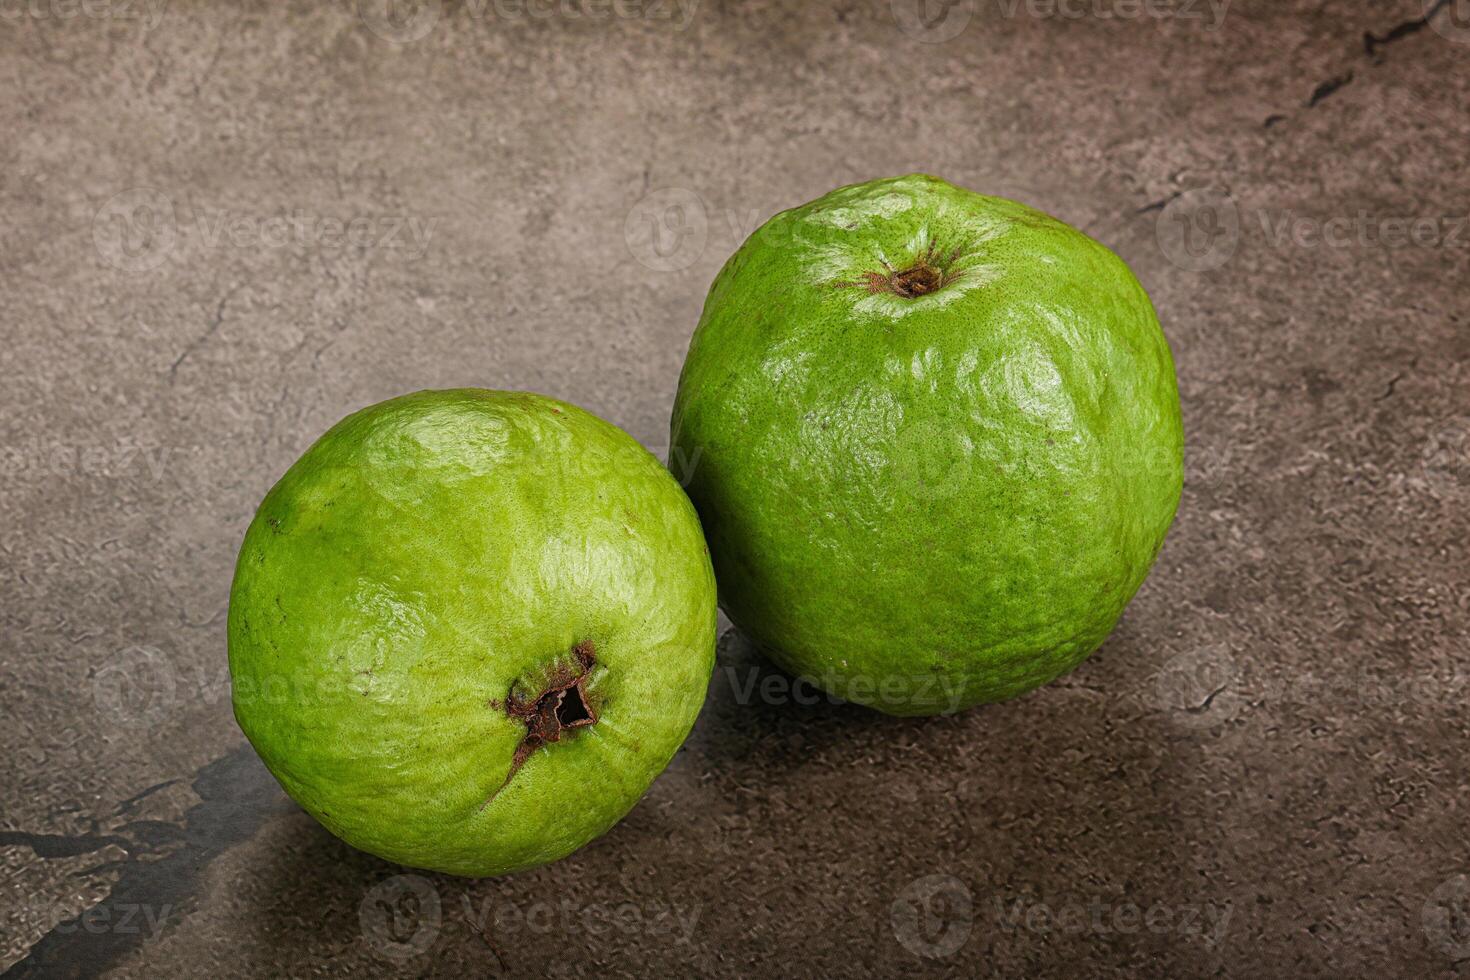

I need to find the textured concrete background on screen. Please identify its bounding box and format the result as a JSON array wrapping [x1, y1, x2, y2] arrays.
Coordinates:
[[1, 0, 1468, 976]]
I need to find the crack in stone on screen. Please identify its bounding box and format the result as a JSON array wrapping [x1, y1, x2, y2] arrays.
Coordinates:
[[1364, 0, 1451, 55], [1307, 70, 1354, 107]]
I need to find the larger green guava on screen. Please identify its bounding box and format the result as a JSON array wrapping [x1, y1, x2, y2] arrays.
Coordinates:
[[671, 175, 1182, 716], [228, 389, 716, 876]]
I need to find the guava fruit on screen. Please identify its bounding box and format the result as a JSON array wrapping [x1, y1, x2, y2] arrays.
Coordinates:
[[671, 175, 1182, 716], [228, 389, 716, 876]]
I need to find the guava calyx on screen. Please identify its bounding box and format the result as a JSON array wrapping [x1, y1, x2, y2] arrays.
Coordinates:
[[850, 241, 964, 299], [480, 642, 600, 810], [507, 640, 599, 751], [481, 641, 600, 809]]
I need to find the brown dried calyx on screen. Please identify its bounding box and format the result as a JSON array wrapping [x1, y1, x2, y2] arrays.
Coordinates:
[[848, 242, 964, 298], [505, 641, 598, 761], [483, 642, 599, 809]]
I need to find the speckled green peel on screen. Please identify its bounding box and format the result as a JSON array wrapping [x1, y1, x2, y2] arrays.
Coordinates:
[[228, 389, 717, 876], [671, 175, 1183, 716]]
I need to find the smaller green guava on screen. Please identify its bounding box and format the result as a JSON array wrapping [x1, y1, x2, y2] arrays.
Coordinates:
[[228, 389, 716, 877]]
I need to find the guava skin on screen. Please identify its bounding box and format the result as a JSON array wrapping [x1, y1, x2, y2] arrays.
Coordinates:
[[671, 175, 1183, 716], [228, 389, 716, 876]]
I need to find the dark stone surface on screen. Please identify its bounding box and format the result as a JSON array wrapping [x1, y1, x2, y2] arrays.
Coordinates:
[[2, 1, 1467, 976]]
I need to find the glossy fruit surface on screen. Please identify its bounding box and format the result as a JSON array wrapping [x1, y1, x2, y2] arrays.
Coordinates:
[[229, 389, 716, 875], [672, 175, 1182, 715]]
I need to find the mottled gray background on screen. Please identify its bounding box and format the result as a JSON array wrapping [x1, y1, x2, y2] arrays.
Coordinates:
[[2, 0, 1468, 976]]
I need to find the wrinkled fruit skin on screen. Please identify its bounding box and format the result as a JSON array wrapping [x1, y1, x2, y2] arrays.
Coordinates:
[[229, 389, 716, 876], [671, 175, 1182, 716]]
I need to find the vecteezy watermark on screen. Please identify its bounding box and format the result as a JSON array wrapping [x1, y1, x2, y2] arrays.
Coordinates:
[[1153, 189, 1241, 273], [1154, 192, 1469, 272], [649, 441, 703, 488], [892, 416, 972, 501], [993, 893, 1232, 947], [93, 647, 463, 728], [624, 187, 711, 272], [0, 0, 167, 29], [92, 189, 439, 272], [622, 186, 837, 273], [1012, 0, 1229, 27], [716, 664, 970, 714], [628, 183, 931, 273], [461, 894, 702, 945], [361, 875, 443, 962], [358, 876, 702, 961], [891, 874, 975, 959], [1421, 416, 1470, 497], [1149, 645, 1470, 732], [1257, 211, 1469, 250], [1186, 440, 1235, 488], [890, 0, 977, 43], [1424, 874, 1470, 959], [23, 894, 174, 939], [1152, 644, 1242, 731], [359, 0, 699, 43], [891, 0, 1229, 43], [0, 439, 181, 482], [93, 644, 315, 728], [93, 646, 177, 728], [93, 188, 176, 273], [358, 0, 440, 42], [889, 874, 1231, 958], [1429, 0, 1470, 45]]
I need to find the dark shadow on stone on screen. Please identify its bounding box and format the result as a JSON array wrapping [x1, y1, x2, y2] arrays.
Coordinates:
[[3, 744, 291, 979]]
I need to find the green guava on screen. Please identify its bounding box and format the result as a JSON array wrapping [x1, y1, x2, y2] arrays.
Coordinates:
[[671, 175, 1182, 716], [228, 389, 716, 876]]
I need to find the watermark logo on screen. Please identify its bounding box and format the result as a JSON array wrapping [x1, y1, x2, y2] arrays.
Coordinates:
[[359, 0, 441, 42], [94, 188, 176, 273], [1429, 0, 1470, 45], [1157, 193, 1470, 272], [716, 664, 969, 715], [1153, 644, 1240, 730], [93, 645, 176, 728], [656, 441, 704, 488], [625, 187, 709, 272], [463, 894, 702, 944], [1186, 440, 1234, 488], [1146, 649, 1470, 731], [623, 185, 850, 275], [893, 0, 1228, 42], [892, 417, 970, 501], [0, 0, 168, 29], [0, 439, 181, 482], [358, 880, 702, 961], [891, 874, 974, 959], [1420, 416, 1470, 497], [1154, 189, 1240, 273], [891, 875, 1230, 955], [361, 875, 443, 961], [360, 0, 699, 42], [999, 0, 1230, 29], [994, 894, 1232, 946], [92, 189, 439, 272], [891, 0, 976, 43], [1258, 211, 1467, 250], [23, 894, 173, 938], [1424, 874, 1470, 959]]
